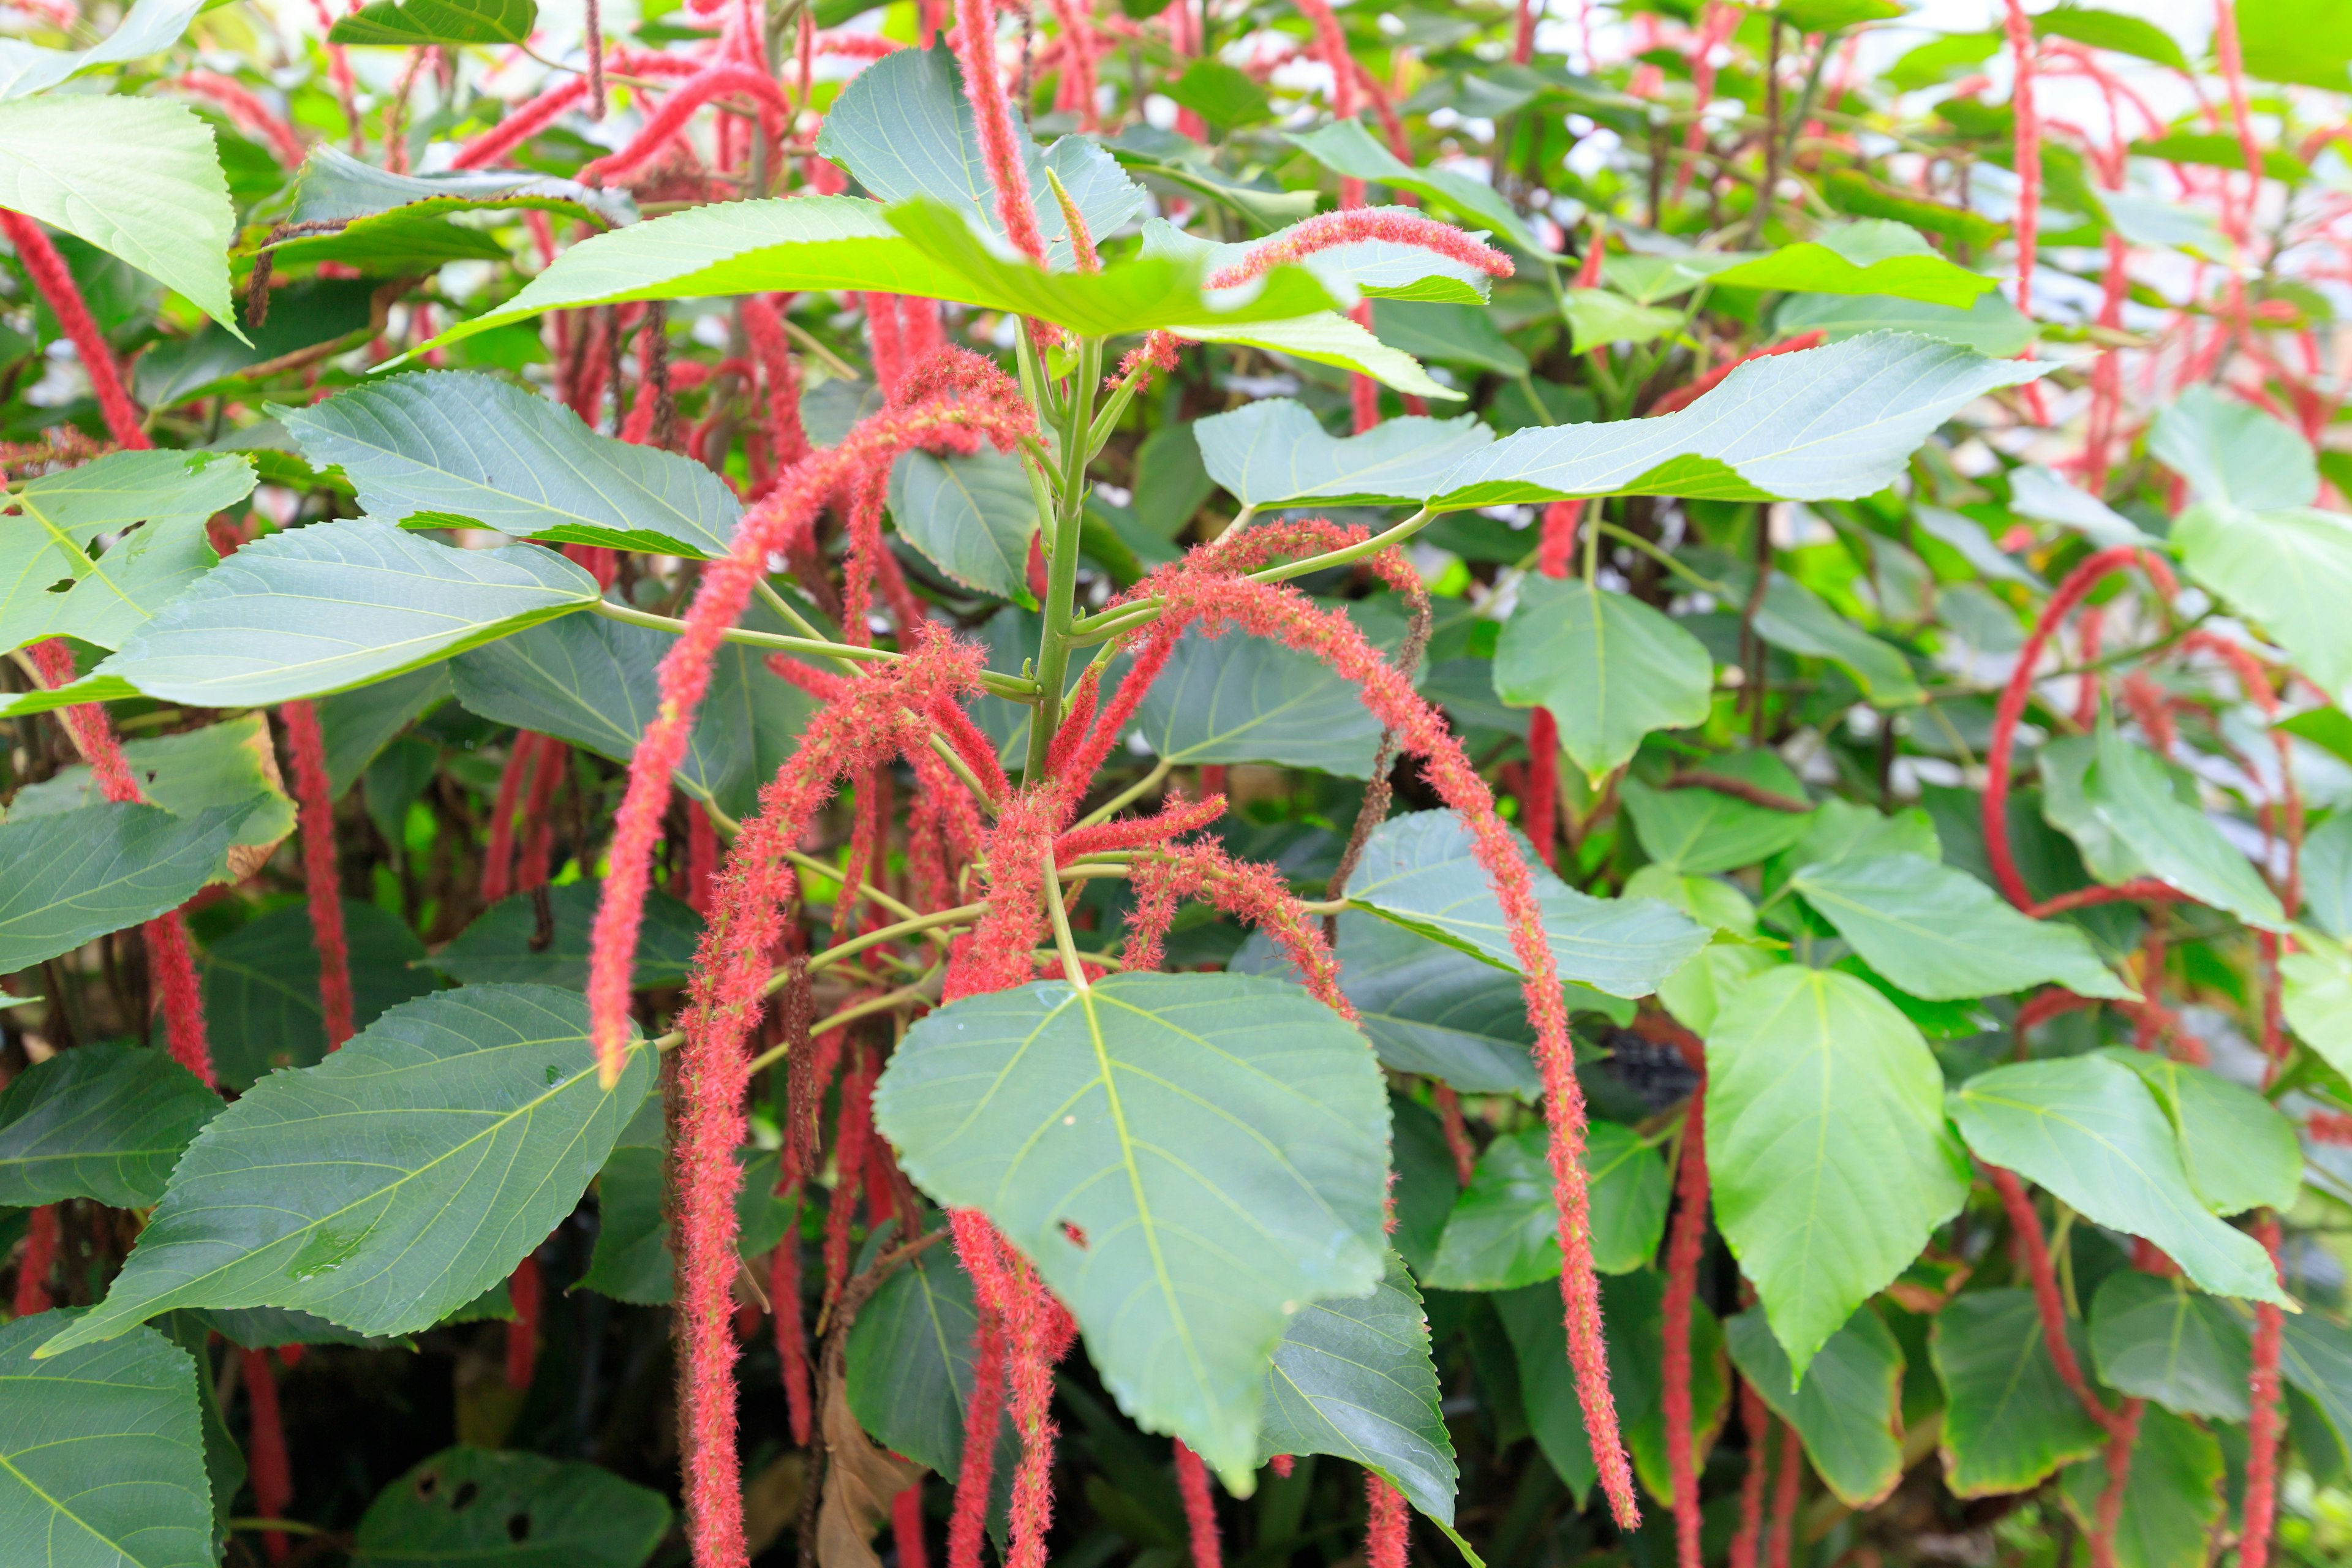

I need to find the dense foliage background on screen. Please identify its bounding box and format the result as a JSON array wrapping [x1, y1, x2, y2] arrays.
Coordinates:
[[4, 1, 2352, 1567]]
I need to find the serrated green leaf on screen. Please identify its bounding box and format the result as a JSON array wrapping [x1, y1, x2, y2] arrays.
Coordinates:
[[2058, 1404, 2222, 1568], [2007, 464, 2155, 548], [2100, 1049, 2301, 1216], [2236, 0, 2352, 91], [37, 984, 653, 1358], [0, 802, 246, 974], [351, 1446, 669, 1568], [1723, 561, 1924, 704], [2084, 721, 2289, 930], [0, 1042, 218, 1209], [1134, 625, 1387, 775], [1287, 118, 1547, 255], [2087, 1270, 2251, 1422], [1192, 401, 1494, 509], [872, 971, 1392, 1488], [277, 372, 741, 559], [200, 899, 435, 1091], [316, 662, 451, 795], [1930, 1289, 2108, 1496], [10, 711, 295, 880], [330, 0, 535, 45], [1725, 1305, 1906, 1509], [2283, 941, 2352, 1082], [1950, 1056, 2289, 1305], [1494, 579, 1714, 784], [2174, 503, 2352, 698], [1705, 222, 1994, 309], [0, 0, 202, 97], [423, 881, 702, 993], [1423, 1122, 1666, 1289], [2301, 810, 2352, 939], [1707, 966, 1969, 1375], [891, 447, 1037, 603], [1177, 307, 1458, 400], [846, 1226, 1009, 1481], [1620, 777, 1817, 876], [2036, 731, 2190, 885]]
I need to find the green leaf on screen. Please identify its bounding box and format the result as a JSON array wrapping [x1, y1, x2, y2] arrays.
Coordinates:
[[423, 882, 702, 992], [0, 1041, 218, 1209], [330, 0, 535, 45], [1344, 811, 1709, 998], [1229, 914, 1539, 1096], [1704, 222, 1994, 309], [846, 1226, 1008, 1480], [1725, 1305, 1906, 1509], [1722, 562, 1923, 704], [2036, 731, 2190, 885], [351, 1446, 670, 1568], [0, 0, 203, 98], [1192, 401, 1494, 509], [1133, 625, 1386, 775], [1107, 132, 1319, 233], [2083, 722, 2289, 931], [1948, 1056, 2290, 1305], [1176, 307, 1457, 401], [2236, 0, 2352, 91], [2149, 385, 2317, 511], [872, 971, 1392, 1488], [1774, 291, 2036, 356], [1374, 301, 1529, 376], [1258, 1255, 1464, 1540], [1423, 1122, 1667, 1290], [2058, 1405, 2223, 1568], [0, 803, 246, 974], [1706, 966, 1969, 1374], [1929, 1289, 2108, 1496], [1619, 775, 1816, 877], [200, 899, 436, 1091], [1, 449, 255, 654], [1656, 938, 1777, 1035], [2278, 1310, 2352, 1474], [10, 711, 295, 880], [2008, 464, 2155, 548], [891, 447, 1037, 604], [2032, 6, 2189, 70], [1287, 118, 1548, 255], [1789, 852, 2130, 1001], [2173, 504, 2352, 698], [37, 984, 654, 1359], [317, 662, 451, 795], [577, 1115, 794, 1305], [2086, 1270, 2252, 1422], [0, 96, 238, 333], [1430, 333, 2041, 509], [2283, 941, 2352, 1082], [1624, 866, 1758, 935], [262, 145, 633, 276], [0, 1313, 214, 1568], [1559, 288, 1686, 355], [95, 519, 601, 707], [2304, 810, 2352, 938], [2100, 1049, 2301, 1216], [1164, 58, 1272, 129], [277, 372, 741, 559], [1493, 579, 1714, 785]]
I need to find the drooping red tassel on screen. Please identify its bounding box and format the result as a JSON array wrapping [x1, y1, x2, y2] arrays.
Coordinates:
[[1364, 1472, 1409, 1568], [505, 1251, 541, 1391], [894, 1482, 930, 1568], [688, 804, 720, 918], [1433, 1085, 1477, 1186], [952, 0, 1050, 265], [823, 1046, 877, 1314], [1662, 1088, 1710, 1568], [514, 740, 571, 894], [1523, 707, 1560, 872], [1729, 1379, 1771, 1568], [1175, 1441, 1222, 1568], [0, 210, 148, 450], [482, 731, 543, 907], [945, 1308, 1008, 1568], [243, 1346, 294, 1563], [13, 1204, 58, 1316], [281, 701, 355, 1050], [1764, 1419, 1801, 1568], [2242, 1213, 2286, 1568]]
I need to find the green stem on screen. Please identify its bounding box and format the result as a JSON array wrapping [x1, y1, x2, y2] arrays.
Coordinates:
[[589, 597, 1039, 699], [1075, 756, 1172, 829], [1024, 335, 1103, 778], [1044, 842, 1091, 989], [1594, 521, 1726, 595]]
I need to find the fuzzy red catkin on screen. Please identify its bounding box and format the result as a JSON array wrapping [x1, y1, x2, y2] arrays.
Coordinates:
[[952, 0, 1050, 265], [13, 1204, 57, 1316], [281, 700, 356, 1050], [770, 1228, 814, 1446], [1764, 1419, 1801, 1568], [1291, 0, 1362, 204], [1523, 707, 1560, 872], [2242, 1213, 2286, 1568], [1986, 1165, 2119, 1434], [823, 1047, 877, 1313], [1364, 1472, 1409, 1568], [946, 1310, 1009, 1568], [581, 62, 789, 184], [505, 1251, 542, 1390], [1210, 210, 1514, 290], [243, 1346, 294, 1563], [0, 211, 149, 451], [1175, 1441, 1222, 1568], [1433, 1085, 1478, 1187], [2001, 0, 2041, 321], [1729, 1379, 1772, 1568], [739, 294, 811, 473], [2087, 1398, 2143, 1568], [894, 1483, 931, 1568], [1662, 1090, 1709, 1568], [481, 731, 541, 905]]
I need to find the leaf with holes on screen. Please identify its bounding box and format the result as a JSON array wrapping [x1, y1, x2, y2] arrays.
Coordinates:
[[0, 1041, 219, 1209], [1929, 1289, 2108, 1496], [1788, 853, 2130, 1001], [9, 712, 294, 881], [350, 1445, 670, 1568], [0, 802, 247, 974], [1423, 1122, 1667, 1290], [1494, 579, 1715, 785], [1725, 1305, 1905, 1509]]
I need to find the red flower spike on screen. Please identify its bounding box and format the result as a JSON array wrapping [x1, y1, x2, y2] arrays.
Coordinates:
[[1054, 793, 1227, 860], [951, 0, 1051, 266], [581, 62, 789, 184], [1986, 1164, 2124, 1436], [2310, 1110, 2352, 1146], [1175, 1441, 1223, 1568], [771, 1227, 815, 1446], [281, 700, 356, 1050], [1044, 664, 1103, 782], [243, 1346, 294, 1563], [943, 785, 1061, 1002], [1537, 500, 1583, 579], [1269, 1453, 1294, 1479], [865, 292, 910, 396], [2089, 1400, 2144, 1568], [1662, 1087, 1709, 1568], [13, 1204, 56, 1316], [824, 1046, 877, 1314], [945, 1223, 1012, 1568], [1208, 210, 1512, 292], [1363, 1473, 1409, 1568], [894, 1483, 930, 1568], [2001, 0, 2043, 322], [1765, 1420, 1801, 1568], [481, 732, 541, 905], [505, 1252, 541, 1390], [0, 212, 149, 450], [739, 295, 812, 472], [1729, 1379, 1772, 1568], [1131, 843, 1353, 1019], [2243, 1213, 2286, 1568], [1523, 707, 1560, 872], [1433, 1085, 1477, 1188]]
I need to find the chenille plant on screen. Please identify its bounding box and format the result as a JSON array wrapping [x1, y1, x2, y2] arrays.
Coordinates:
[[5, 1, 2352, 1567]]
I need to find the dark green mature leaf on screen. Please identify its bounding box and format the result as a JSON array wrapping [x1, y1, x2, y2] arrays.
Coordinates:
[[848, 1228, 993, 1477], [93, 520, 601, 707], [1423, 1123, 1665, 1289], [0, 95, 239, 331], [10, 712, 296, 880], [421, 882, 703, 992], [2148, 384, 2316, 511], [2280, 1310, 2352, 1474], [317, 662, 452, 794], [1287, 118, 1547, 254], [1134, 625, 1386, 775], [872, 971, 1392, 1487], [2101, 1049, 2301, 1216], [1374, 301, 1529, 376], [2173, 504, 2352, 697], [1427, 333, 2043, 508], [1704, 222, 1994, 308], [1726, 1306, 1906, 1509], [1, 449, 255, 654], [201, 899, 435, 1091], [331, 0, 534, 45], [1722, 564, 1923, 704], [1192, 402, 1494, 509], [1494, 579, 1714, 785], [1707, 966, 1969, 1375], [1949, 1057, 2289, 1305], [39, 985, 653, 1358], [2084, 722, 2290, 930], [1259, 1256, 1462, 1538], [1619, 772, 1815, 877], [0, 1313, 215, 1568], [2059, 1405, 2223, 1568], [2087, 1270, 2251, 1422], [351, 1446, 670, 1568], [0, 1042, 217, 1208], [1789, 852, 2131, 1001], [1344, 811, 1709, 998], [890, 447, 1038, 604], [1164, 58, 1272, 129], [1929, 1289, 2108, 1496], [0, 803, 245, 974], [279, 372, 742, 559]]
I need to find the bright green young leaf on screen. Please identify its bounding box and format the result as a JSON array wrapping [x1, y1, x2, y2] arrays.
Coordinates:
[[2173, 504, 2352, 698], [1624, 865, 1758, 935], [95, 519, 603, 708], [1133, 625, 1386, 776], [1619, 778, 1816, 877], [1108, 130, 1317, 232], [1910, 505, 2045, 588], [1929, 1289, 2108, 1496], [330, 0, 535, 45], [1560, 288, 1686, 355], [284, 142, 633, 230], [1787, 797, 1940, 869], [1287, 118, 1548, 254], [1192, 401, 1495, 508], [1656, 938, 1777, 1035], [1774, 291, 2036, 356], [1725, 1305, 1906, 1509], [1949, 1057, 2290, 1305], [10, 711, 295, 880], [0, 802, 246, 975], [2032, 6, 2188, 69], [2087, 1270, 2252, 1422], [38, 985, 654, 1359], [1494, 579, 1714, 784], [1706, 965, 1969, 1375], [2057, 1405, 2222, 1568], [2283, 942, 2352, 1082], [1177, 307, 1457, 400], [2084, 722, 2290, 930], [1423, 1122, 1667, 1289], [2301, 810, 2352, 939], [1704, 222, 1994, 309], [2149, 385, 2318, 511], [0, 95, 238, 333], [277, 372, 742, 559], [872, 971, 1392, 1489], [421, 882, 703, 993], [1229, 914, 1540, 1096], [0, 1314, 216, 1568], [0, 0, 202, 97], [891, 447, 1038, 604], [200, 899, 435, 1091], [1165, 58, 1272, 128], [1789, 852, 2131, 1001], [350, 1446, 670, 1568], [0, 1041, 218, 1209], [2236, 0, 2352, 91], [1344, 810, 1709, 998], [2037, 731, 2190, 885], [2100, 1049, 2302, 1216], [1429, 333, 2040, 509]]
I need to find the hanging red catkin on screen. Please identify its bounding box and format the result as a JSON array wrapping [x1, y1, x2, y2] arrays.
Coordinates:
[[894, 1483, 930, 1568], [480, 731, 542, 905], [1764, 1419, 1801, 1568], [281, 701, 355, 1050], [2242, 1213, 2286, 1568], [1432, 1085, 1479, 1187], [1364, 1472, 1409, 1568], [13, 1203, 58, 1316], [514, 742, 571, 894], [1986, 1166, 2120, 1435], [823, 1046, 877, 1314], [2087, 1398, 2144, 1568], [952, 0, 1051, 265], [946, 1307, 1009, 1568], [1729, 1379, 1772, 1568], [0, 211, 149, 450], [770, 1226, 813, 1445], [505, 1251, 542, 1390], [243, 1347, 295, 1563], [1175, 1441, 1222, 1568], [1661, 1082, 1711, 1568]]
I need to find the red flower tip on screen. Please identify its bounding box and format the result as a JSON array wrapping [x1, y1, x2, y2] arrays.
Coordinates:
[[1210, 209, 1514, 292]]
